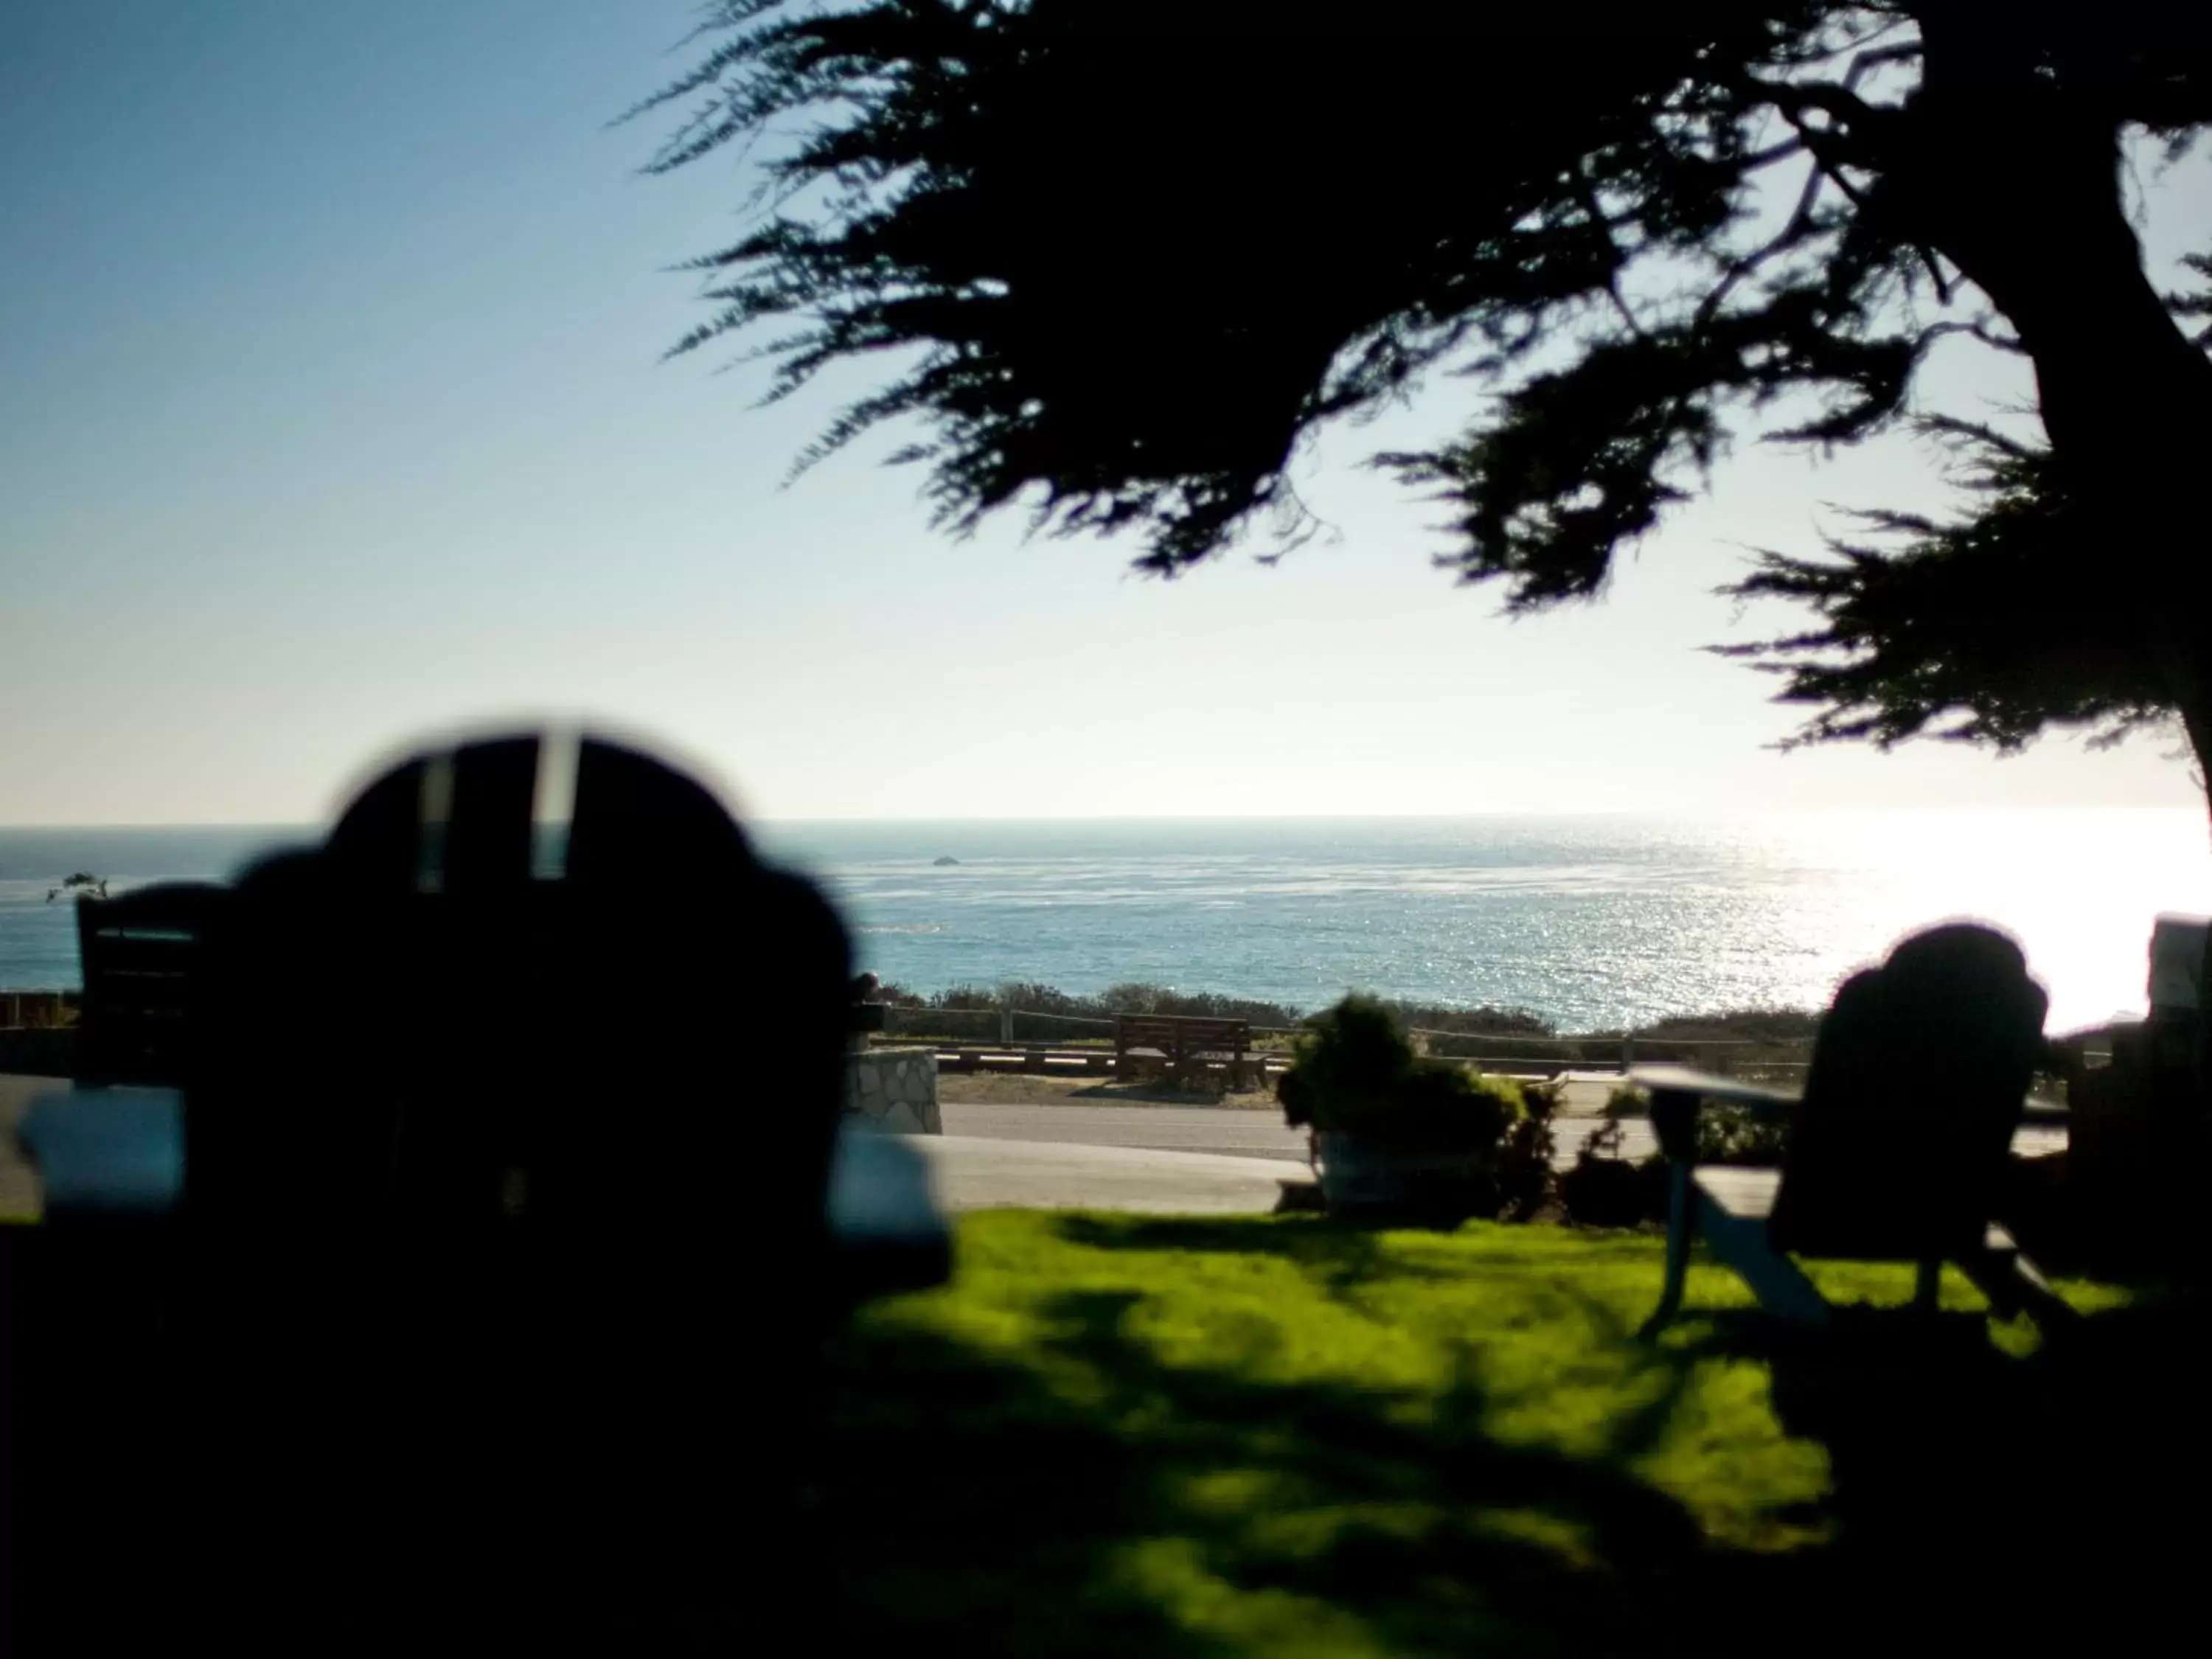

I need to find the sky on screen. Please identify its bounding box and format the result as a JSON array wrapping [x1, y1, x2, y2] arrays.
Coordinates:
[[3, 1, 2209, 827]]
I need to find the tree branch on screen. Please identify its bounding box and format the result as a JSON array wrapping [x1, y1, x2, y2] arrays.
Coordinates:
[[1693, 153, 1827, 335], [1740, 135, 1811, 170], [1763, 79, 1895, 140], [1770, 105, 1874, 210], [1572, 160, 1645, 339], [1843, 40, 1923, 92], [1965, 316, 2028, 355]]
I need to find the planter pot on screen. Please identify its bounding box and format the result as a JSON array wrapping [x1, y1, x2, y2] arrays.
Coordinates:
[[1310, 1130, 1500, 1220]]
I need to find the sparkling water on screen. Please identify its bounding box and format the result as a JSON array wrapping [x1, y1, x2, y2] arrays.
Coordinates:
[[4, 812, 2206, 1033]]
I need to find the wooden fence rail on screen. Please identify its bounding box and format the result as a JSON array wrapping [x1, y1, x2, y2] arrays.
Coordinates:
[[869, 1035, 1813, 1082], [0, 991, 79, 1030], [874, 1002, 1817, 1058]]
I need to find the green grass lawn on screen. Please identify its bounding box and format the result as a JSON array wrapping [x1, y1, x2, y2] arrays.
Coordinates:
[[820, 1212, 2185, 1658]]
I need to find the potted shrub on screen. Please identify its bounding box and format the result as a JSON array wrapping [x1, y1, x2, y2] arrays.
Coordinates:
[[1278, 995, 1534, 1219]]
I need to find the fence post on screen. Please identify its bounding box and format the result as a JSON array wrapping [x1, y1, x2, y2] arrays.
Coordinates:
[[1000, 1004, 1015, 1047], [1620, 1034, 1634, 1075]]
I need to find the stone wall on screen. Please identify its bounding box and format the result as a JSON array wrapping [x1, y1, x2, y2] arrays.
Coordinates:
[[845, 1046, 941, 1134]]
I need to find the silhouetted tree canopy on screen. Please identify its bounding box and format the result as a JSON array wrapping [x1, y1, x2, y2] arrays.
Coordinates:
[[632, 2, 2212, 775]]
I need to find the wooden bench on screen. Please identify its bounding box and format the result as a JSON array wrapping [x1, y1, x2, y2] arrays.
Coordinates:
[[1114, 1013, 1253, 1088]]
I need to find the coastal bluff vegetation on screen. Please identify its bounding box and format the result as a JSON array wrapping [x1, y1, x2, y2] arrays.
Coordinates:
[[868, 979, 1819, 1065], [0, 980, 1819, 1077]]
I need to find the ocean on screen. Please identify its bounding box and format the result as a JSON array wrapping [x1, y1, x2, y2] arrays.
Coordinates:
[[2, 812, 2207, 1034]]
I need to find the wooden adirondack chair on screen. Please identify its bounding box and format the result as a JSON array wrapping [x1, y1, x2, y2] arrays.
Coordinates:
[[10, 731, 867, 1652], [72, 880, 228, 1086], [1637, 922, 2076, 1337]]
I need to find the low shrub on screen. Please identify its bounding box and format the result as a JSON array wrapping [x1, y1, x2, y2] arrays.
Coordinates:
[[1279, 995, 1546, 1217], [845, 978, 1819, 1057], [1495, 1077, 1559, 1220], [1097, 982, 1304, 1028], [1278, 995, 1520, 1144], [1697, 1100, 1790, 1166], [1558, 1117, 1669, 1228], [1384, 1001, 1555, 1038], [1561, 1085, 1785, 1228], [1632, 1006, 1820, 1043], [1595, 1082, 1785, 1162], [930, 984, 1002, 1012]]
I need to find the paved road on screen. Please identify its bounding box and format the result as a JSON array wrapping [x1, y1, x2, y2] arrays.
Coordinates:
[[938, 1099, 1665, 1169], [0, 1080, 2064, 1224], [937, 1098, 2063, 1169], [911, 1103, 1669, 1212], [939, 1101, 1311, 1162], [902, 1135, 1298, 1214]]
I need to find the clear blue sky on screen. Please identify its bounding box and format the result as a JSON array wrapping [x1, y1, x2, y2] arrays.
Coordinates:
[[3, 0, 2206, 826]]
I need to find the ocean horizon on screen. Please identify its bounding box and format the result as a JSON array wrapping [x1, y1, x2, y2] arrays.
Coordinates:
[[3, 810, 2207, 1034]]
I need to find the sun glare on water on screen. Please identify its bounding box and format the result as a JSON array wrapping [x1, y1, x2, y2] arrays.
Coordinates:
[[1743, 808, 2212, 1032]]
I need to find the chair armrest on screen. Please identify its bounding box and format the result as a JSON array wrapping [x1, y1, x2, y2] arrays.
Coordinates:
[[2040, 1034, 2094, 1088], [827, 1124, 953, 1302], [17, 1087, 185, 1217], [15, 1088, 950, 1304], [1626, 1065, 1801, 1164], [1626, 1065, 1798, 1113]]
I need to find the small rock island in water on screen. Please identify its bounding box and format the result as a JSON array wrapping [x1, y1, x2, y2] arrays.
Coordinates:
[[933, 855, 961, 866]]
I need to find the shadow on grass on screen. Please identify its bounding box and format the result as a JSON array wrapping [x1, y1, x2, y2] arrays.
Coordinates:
[[823, 1214, 2205, 1658], [827, 1299, 1700, 1657], [1057, 1211, 1455, 1300], [827, 1218, 1753, 1657], [1705, 1291, 2211, 1652]]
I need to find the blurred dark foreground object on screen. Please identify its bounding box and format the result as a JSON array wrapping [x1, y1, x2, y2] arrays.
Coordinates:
[[3, 730, 947, 1653], [2040, 914, 2212, 1278]]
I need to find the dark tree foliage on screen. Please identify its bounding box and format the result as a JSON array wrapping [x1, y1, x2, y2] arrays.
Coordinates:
[[1716, 419, 2176, 751], [631, 2, 2212, 773]]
